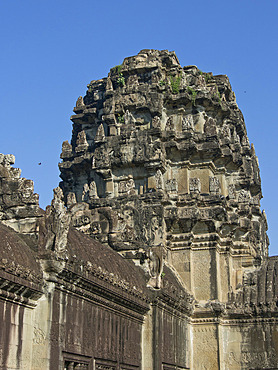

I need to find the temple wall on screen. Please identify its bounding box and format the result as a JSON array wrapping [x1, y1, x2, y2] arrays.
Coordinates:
[[48, 287, 144, 369], [191, 322, 219, 370], [219, 320, 278, 369], [152, 303, 189, 370], [0, 296, 52, 370]]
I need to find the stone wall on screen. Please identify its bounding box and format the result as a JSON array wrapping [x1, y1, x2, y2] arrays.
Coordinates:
[[1, 49, 278, 369]]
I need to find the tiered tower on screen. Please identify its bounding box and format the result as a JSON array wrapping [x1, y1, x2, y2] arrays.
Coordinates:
[[0, 50, 277, 370], [59, 49, 268, 302]]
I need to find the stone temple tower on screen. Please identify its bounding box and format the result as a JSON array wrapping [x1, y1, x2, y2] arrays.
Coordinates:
[[1, 50, 277, 370], [59, 49, 268, 301]]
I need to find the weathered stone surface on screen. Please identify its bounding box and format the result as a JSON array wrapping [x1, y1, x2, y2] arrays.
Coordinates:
[[1, 49, 278, 370], [59, 49, 268, 298], [0, 153, 41, 237], [57, 49, 276, 369]]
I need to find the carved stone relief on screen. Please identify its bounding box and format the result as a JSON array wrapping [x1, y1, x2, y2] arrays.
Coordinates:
[[204, 117, 217, 136], [165, 179, 177, 192], [95, 123, 105, 142], [165, 116, 173, 131], [67, 192, 77, 208], [44, 187, 71, 255], [155, 169, 164, 190], [238, 189, 250, 202], [118, 176, 136, 195], [61, 140, 73, 159], [76, 96, 85, 107], [76, 131, 89, 153], [182, 115, 193, 131], [152, 116, 161, 128], [228, 184, 236, 199], [189, 178, 201, 193], [209, 177, 220, 194]]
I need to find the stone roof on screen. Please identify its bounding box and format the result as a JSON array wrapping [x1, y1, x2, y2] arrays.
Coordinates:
[[65, 226, 149, 294], [0, 222, 43, 305], [0, 222, 42, 279]]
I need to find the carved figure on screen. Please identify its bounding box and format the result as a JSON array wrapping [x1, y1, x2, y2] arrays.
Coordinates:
[[19, 179, 34, 200], [221, 124, 231, 139], [118, 176, 135, 195], [204, 117, 217, 136], [155, 169, 163, 190], [61, 140, 72, 159], [228, 184, 236, 199], [89, 181, 98, 199], [67, 192, 77, 207], [76, 130, 89, 152], [117, 206, 136, 242], [106, 76, 113, 91], [165, 179, 177, 192], [124, 110, 136, 125], [238, 189, 250, 202], [0, 153, 15, 167], [182, 115, 193, 131], [152, 116, 161, 129], [241, 135, 250, 147], [148, 245, 165, 289], [82, 183, 90, 202], [76, 96, 85, 107], [189, 178, 201, 193], [95, 123, 105, 142], [165, 116, 173, 131], [209, 177, 220, 194], [44, 187, 71, 254]]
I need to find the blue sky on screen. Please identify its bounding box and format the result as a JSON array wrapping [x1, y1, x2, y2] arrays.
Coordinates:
[[1, 1, 278, 255]]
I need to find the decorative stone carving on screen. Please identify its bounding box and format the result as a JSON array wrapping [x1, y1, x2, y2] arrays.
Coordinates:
[[76, 130, 89, 153], [233, 130, 240, 144], [228, 184, 236, 199], [165, 179, 177, 192], [44, 187, 71, 255], [0, 153, 41, 234], [209, 177, 220, 194], [152, 116, 161, 128], [106, 76, 113, 91], [18, 179, 34, 201], [126, 74, 139, 87], [148, 245, 165, 289], [95, 123, 105, 142], [165, 116, 173, 131], [67, 192, 77, 207], [221, 124, 231, 139], [189, 178, 201, 193], [241, 135, 250, 147], [204, 117, 217, 136], [0, 153, 15, 167], [238, 189, 250, 202], [82, 181, 99, 202], [82, 183, 90, 202], [76, 96, 85, 107], [124, 110, 136, 125], [89, 181, 98, 199], [182, 115, 193, 131], [118, 176, 135, 195], [117, 206, 136, 242], [155, 169, 164, 190], [60, 140, 72, 159]]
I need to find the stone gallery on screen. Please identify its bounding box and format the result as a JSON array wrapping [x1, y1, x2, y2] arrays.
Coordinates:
[[0, 49, 278, 369]]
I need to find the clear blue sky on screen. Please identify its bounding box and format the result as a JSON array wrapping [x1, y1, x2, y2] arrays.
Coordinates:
[[1, 1, 278, 255]]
